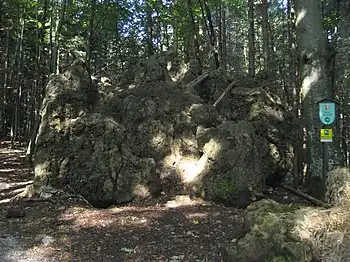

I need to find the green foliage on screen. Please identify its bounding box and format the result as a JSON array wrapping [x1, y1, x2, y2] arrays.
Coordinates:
[[323, 11, 341, 31]]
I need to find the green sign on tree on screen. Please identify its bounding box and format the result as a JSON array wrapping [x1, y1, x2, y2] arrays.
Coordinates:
[[318, 99, 336, 125]]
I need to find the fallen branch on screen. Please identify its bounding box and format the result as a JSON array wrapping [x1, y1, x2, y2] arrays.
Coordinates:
[[185, 72, 209, 89], [213, 81, 238, 108], [281, 185, 332, 208], [65, 185, 94, 208]]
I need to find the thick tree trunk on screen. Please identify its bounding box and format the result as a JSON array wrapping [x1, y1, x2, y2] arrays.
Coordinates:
[[295, 0, 340, 185]]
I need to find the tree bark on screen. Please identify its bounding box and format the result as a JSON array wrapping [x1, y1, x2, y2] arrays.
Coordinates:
[[187, 0, 200, 62], [248, 0, 255, 77], [86, 0, 97, 74], [145, 0, 154, 56], [261, 0, 269, 72], [295, 0, 340, 186], [52, 0, 67, 74], [221, 5, 227, 72]]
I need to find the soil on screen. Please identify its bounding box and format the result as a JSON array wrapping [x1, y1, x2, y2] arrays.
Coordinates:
[[0, 142, 310, 262]]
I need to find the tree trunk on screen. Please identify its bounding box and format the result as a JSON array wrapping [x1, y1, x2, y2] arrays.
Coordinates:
[[295, 0, 340, 188], [187, 0, 200, 62], [1, 28, 10, 137], [52, 0, 67, 74], [248, 0, 255, 77], [26, 0, 49, 161], [261, 0, 269, 72], [221, 5, 227, 72], [145, 0, 154, 56], [86, 0, 97, 74], [202, 0, 219, 69]]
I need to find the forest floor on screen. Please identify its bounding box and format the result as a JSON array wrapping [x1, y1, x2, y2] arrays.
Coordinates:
[[0, 142, 309, 262]]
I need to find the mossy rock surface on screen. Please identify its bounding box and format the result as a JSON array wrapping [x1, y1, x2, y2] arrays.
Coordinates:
[[33, 57, 294, 208], [225, 199, 314, 262], [201, 121, 269, 207]]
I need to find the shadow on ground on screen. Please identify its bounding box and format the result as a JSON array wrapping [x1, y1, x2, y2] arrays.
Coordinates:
[[0, 142, 33, 203], [0, 143, 245, 261]]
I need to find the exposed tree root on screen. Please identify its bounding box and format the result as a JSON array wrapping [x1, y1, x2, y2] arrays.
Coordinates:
[[10, 184, 38, 203]]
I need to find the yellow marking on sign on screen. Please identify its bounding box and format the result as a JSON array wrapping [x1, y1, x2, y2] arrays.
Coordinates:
[[320, 128, 333, 142]]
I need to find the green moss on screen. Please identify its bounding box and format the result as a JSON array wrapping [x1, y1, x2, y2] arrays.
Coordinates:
[[248, 102, 264, 121], [226, 200, 313, 262], [213, 176, 235, 200]]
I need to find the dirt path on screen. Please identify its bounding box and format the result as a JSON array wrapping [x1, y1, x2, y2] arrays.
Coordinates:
[[0, 143, 246, 261]]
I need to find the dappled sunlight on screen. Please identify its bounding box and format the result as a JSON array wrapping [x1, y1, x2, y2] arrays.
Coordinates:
[[151, 133, 168, 149], [168, 61, 189, 82], [3, 243, 58, 262], [184, 212, 210, 219], [301, 66, 321, 99], [0, 168, 17, 173], [165, 195, 205, 208], [58, 205, 165, 231], [0, 198, 11, 204], [295, 9, 307, 28], [133, 184, 150, 198], [128, 84, 136, 89], [163, 138, 221, 186], [179, 154, 208, 183], [0, 148, 25, 154]]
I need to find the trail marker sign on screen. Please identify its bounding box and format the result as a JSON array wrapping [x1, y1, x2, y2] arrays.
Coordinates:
[[320, 128, 333, 142], [318, 99, 336, 125]]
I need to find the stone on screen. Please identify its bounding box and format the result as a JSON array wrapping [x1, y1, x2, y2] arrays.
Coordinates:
[[225, 199, 314, 262], [32, 56, 294, 208]]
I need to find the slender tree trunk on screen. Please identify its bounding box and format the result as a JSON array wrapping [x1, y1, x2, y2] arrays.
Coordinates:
[[287, 0, 301, 187], [248, 0, 255, 76], [261, 0, 269, 72], [52, 0, 67, 74], [145, 0, 154, 56], [26, 0, 49, 161], [221, 5, 227, 72], [1, 29, 10, 137], [187, 0, 200, 62], [10, 6, 25, 147], [202, 0, 219, 68], [87, 0, 96, 74]]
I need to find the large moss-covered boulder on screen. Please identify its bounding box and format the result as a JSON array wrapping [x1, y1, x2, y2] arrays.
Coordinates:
[[35, 114, 160, 207], [193, 121, 269, 206], [215, 87, 294, 186], [225, 199, 314, 262], [33, 62, 162, 207], [225, 197, 350, 262], [32, 56, 295, 207]]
